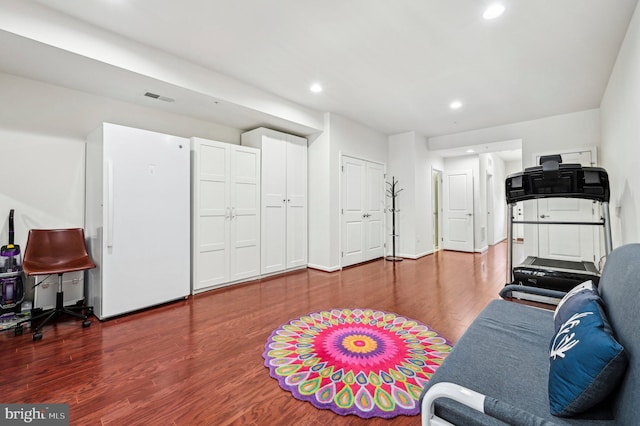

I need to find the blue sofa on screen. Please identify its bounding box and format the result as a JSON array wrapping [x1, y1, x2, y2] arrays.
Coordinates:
[[420, 244, 639, 425]]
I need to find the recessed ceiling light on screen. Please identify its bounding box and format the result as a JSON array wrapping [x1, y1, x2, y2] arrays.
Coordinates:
[[483, 3, 505, 20], [449, 100, 463, 110], [310, 83, 323, 93], [466, 149, 475, 153]]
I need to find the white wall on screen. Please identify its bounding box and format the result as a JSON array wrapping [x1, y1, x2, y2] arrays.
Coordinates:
[[388, 132, 417, 257], [307, 112, 388, 271], [0, 72, 242, 250], [387, 131, 443, 258], [307, 114, 334, 270], [429, 109, 600, 168], [601, 2, 640, 247], [481, 153, 508, 244], [505, 159, 523, 176]]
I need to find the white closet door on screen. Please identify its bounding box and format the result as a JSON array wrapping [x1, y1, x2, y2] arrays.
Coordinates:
[[229, 146, 261, 281], [341, 156, 386, 267], [342, 157, 366, 267], [286, 135, 308, 269], [194, 141, 230, 290], [261, 136, 287, 274], [364, 161, 385, 261]]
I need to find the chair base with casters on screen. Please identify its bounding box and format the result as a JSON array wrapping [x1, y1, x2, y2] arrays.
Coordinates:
[[21, 273, 92, 341], [19, 228, 96, 341]]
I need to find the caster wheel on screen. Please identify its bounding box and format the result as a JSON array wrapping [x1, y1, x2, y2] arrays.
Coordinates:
[[82, 320, 91, 328], [14, 325, 23, 336], [33, 333, 43, 341]]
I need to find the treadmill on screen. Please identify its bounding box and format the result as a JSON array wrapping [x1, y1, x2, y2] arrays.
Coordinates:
[[505, 155, 612, 299]]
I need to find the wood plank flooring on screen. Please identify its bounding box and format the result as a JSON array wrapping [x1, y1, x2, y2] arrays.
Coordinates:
[[0, 243, 515, 425]]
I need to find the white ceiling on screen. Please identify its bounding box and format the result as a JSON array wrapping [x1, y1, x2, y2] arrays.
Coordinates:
[[3, 0, 639, 138]]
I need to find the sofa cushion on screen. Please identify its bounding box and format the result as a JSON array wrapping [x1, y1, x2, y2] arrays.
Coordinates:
[[553, 280, 599, 329], [421, 300, 616, 425], [596, 244, 640, 424], [549, 300, 627, 417]]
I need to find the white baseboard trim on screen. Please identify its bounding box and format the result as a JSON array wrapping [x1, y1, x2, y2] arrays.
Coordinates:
[[474, 246, 489, 253], [307, 263, 342, 272]]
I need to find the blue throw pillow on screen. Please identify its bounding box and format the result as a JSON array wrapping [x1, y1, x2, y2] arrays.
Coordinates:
[[548, 300, 627, 417], [553, 280, 599, 330]]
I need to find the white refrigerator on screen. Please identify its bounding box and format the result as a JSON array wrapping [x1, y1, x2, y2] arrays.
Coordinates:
[[85, 123, 190, 319]]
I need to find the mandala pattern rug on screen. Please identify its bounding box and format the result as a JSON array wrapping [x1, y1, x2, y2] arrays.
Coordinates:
[[262, 308, 453, 418]]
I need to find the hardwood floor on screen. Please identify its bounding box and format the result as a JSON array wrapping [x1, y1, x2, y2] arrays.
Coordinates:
[[0, 243, 514, 425]]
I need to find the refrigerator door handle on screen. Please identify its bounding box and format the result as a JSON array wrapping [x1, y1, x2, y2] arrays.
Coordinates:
[[106, 159, 114, 248]]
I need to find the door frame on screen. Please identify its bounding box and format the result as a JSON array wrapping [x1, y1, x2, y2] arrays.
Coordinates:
[[486, 172, 495, 246], [340, 153, 386, 268], [431, 168, 444, 251]]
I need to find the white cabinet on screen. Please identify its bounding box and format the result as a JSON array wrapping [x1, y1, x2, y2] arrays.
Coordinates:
[[241, 128, 307, 275], [191, 138, 261, 293]]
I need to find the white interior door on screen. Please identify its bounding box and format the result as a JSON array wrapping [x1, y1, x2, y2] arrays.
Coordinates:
[[229, 146, 260, 281], [341, 156, 385, 267], [536, 150, 598, 262], [443, 169, 474, 252]]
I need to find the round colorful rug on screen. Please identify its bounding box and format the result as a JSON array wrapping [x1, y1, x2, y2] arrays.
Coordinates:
[[262, 308, 453, 418]]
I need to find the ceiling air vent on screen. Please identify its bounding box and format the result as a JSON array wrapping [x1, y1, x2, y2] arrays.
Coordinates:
[[144, 92, 175, 103]]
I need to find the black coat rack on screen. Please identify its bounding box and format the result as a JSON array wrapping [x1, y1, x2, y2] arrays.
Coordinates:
[[386, 176, 403, 262]]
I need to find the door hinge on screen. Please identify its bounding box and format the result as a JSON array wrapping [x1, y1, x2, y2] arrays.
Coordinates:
[[341, 208, 344, 214], [341, 165, 344, 172], [341, 251, 344, 257]]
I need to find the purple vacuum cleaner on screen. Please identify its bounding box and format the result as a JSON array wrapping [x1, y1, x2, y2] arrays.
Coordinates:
[[1, 209, 24, 312]]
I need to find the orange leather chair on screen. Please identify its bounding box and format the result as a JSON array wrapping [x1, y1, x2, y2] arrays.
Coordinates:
[[22, 228, 95, 341]]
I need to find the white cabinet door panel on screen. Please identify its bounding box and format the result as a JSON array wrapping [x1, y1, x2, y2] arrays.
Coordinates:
[[286, 136, 308, 269], [192, 138, 260, 291], [241, 128, 308, 275], [229, 147, 261, 281]]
